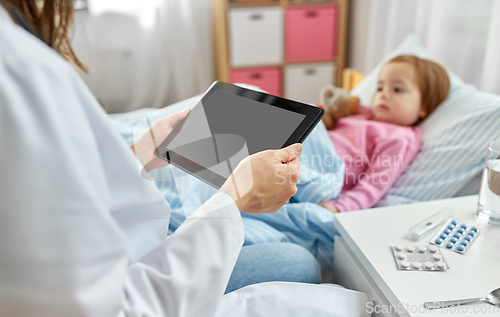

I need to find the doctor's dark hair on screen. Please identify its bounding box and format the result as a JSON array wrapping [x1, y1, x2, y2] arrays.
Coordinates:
[[5, 0, 86, 71], [387, 55, 450, 121]]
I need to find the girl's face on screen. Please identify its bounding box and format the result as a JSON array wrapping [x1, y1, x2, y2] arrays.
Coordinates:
[[372, 62, 426, 126]]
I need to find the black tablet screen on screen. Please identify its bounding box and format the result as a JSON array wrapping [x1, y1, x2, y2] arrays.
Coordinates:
[[166, 89, 306, 178]]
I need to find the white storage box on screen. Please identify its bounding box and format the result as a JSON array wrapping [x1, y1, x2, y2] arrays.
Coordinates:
[[228, 7, 284, 67], [284, 62, 335, 105]]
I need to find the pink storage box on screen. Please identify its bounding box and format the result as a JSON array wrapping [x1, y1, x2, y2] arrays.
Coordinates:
[[285, 5, 338, 62], [230, 67, 282, 96]]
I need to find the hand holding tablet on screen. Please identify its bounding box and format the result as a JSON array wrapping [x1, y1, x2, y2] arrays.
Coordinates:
[[219, 143, 303, 214], [155, 81, 324, 189]]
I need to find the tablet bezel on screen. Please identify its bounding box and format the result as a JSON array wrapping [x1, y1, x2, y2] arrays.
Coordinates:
[[154, 81, 324, 189]]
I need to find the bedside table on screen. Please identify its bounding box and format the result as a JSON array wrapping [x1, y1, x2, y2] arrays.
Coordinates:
[[332, 195, 500, 317]]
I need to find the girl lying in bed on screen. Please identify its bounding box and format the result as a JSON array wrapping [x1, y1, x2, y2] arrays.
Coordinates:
[[112, 55, 451, 266], [318, 55, 450, 213]]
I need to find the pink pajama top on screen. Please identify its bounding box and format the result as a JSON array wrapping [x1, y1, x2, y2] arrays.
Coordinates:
[[327, 107, 421, 212]]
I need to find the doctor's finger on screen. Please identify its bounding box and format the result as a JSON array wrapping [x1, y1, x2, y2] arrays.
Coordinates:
[[163, 107, 190, 127], [286, 167, 301, 184], [274, 143, 303, 163], [151, 108, 190, 139], [286, 155, 300, 169], [155, 107, 190, 131], [284, 185, 298, 202], [284, 159, 301, 183]]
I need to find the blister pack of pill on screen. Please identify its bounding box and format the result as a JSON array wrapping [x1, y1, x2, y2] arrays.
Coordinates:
[[430, 219, 480, 254], [391, 244, 449, 271]]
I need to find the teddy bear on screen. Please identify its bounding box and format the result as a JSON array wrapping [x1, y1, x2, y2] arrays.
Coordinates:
[[318, 84, 360, 130]]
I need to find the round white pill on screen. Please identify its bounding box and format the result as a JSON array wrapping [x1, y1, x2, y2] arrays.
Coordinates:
[[400, 260, 410, 268], [406, 246, 416, 253], [394, 244, 404, 251], [396, 253, 406, 260], [424, 262, 434, 269], [429, 246, 439, 253], [433, 254, 443, 261], [412, 261, 422, 269], [436, 261, 446, 269], [418, 246, 427, 253]]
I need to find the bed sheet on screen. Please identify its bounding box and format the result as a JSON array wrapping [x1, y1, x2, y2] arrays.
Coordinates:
[[110, 95, 345, 267]]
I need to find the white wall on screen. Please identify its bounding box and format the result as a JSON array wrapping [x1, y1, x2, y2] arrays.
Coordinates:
[[345, 0, 500, 97], [346, 0, 371, 73], [72, 0, 372, 113], [71, 0, 214, 114]]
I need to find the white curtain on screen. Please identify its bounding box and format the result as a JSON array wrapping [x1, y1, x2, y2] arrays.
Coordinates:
[[71, 0, 213, 113], [361, 0, 500, 95]]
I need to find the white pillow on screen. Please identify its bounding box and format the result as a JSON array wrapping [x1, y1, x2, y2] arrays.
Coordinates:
[[350, 35, 500, 206]]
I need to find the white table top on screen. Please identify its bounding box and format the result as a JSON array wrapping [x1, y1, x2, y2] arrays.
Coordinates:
[[334, 195, 500, 317]]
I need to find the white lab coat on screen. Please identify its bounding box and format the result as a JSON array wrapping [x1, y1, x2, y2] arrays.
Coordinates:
[[0, 6, 371, 317]]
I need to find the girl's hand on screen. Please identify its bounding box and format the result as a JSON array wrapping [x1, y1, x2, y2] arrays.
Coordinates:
[[318, 202, 339, 213], [131, 107, 190, 172]]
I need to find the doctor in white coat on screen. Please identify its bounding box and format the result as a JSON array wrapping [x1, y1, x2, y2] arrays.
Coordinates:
[[0, 1, 371, 316]]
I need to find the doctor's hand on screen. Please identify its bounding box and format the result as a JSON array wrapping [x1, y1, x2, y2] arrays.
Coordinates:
[[220, 143, 303, 215], [131, 107, 190, 172]]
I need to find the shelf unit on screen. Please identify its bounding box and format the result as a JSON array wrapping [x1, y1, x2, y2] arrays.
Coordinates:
[[211, 0, 349, 105]]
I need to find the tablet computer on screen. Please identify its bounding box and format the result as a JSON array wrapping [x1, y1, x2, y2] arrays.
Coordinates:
[[154, 81, 324, 189]]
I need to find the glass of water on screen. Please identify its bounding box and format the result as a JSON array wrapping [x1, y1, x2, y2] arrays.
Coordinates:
[[477, 141, 500, 225]]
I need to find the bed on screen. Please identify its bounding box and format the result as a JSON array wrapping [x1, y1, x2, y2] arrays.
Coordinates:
[[109, 35, 500, 267]]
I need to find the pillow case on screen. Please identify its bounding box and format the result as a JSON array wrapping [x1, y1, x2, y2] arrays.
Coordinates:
[[350, 35, 500, 206]]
